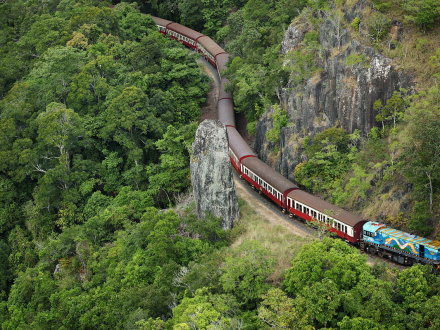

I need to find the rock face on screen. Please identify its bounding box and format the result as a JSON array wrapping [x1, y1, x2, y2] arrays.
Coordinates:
[[255, 0, 414, 182], [190, 120, 240, 229]]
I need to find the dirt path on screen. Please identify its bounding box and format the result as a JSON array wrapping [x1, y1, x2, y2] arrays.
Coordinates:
[[233, 173, 312, 238]]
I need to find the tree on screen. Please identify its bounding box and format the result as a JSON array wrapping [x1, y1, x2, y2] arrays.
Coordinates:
[[220, 240, 274, 308], [114, 2, 156, 41], [67, 56, 118, 115], [178, 0, 205, 31], [17, 14, 69, 58], [374, 99, 386, 132], [35, 104, 84, 172], [201, 0, 229, 35], [265, 104, 289, 144], [226, 58, 267, 121], [147, 123, 197, 206], [368, 12, 391, 41], [284, 237, 369, 295], [338, 316, 381, 330], [325, 10, 346, 51], [403, 93, 440, 212], [294, 278, 341, 328], [0, 240, 12, 301], [102, 86, 162, 161], [375, 91, 407, 133], [258, 288, 314, 329], [397, 265, 431, 310], [172, 288, 235, 329], [26, 46, 86, 108], [401, 0, 440, 32]]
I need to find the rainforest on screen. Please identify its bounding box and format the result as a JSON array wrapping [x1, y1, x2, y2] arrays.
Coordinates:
[[1, 0, 440, 329]]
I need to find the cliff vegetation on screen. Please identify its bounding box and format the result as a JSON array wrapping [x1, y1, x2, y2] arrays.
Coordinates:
[[221, 0, 440, 238]]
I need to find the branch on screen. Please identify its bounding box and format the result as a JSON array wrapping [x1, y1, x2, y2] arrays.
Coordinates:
[[32, 163, 47, 173]]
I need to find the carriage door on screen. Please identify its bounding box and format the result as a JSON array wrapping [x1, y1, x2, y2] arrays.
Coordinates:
[[419, 245, 425, 258]]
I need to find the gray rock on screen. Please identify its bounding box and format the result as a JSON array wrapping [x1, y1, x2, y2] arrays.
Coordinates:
[[344, 0, 368, 23], [53, 263, 61, 277], [254, 7, 414, 184], [281, 22, 311, 55], [190, 120, 240, 229]]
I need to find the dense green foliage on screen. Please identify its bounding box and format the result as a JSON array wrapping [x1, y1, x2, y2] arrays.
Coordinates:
[[0, 0, 209, 236], [219, 0, 310, 122], [2, 0, 440, 328], [282, 238, 440, 329], [0, 1, 212, 327]]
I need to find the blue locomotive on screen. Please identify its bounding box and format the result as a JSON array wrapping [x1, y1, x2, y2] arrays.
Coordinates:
[[362, 221, 440, 268]]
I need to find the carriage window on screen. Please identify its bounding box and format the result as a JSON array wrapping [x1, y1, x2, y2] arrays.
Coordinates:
[[344, 226, 347, 234]]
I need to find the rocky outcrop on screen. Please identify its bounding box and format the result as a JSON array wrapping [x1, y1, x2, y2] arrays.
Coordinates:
[[190, 120, 240, 229], [254, 0, 414, 181], [281, 21, 311, 54]]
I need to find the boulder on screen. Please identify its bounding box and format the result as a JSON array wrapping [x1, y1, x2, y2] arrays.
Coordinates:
[[190, 120, 240, 229]]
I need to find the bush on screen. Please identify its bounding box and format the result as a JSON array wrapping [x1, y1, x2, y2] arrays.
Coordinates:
[[351, 17, 361, 30]]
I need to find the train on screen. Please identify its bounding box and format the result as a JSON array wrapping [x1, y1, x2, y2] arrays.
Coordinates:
[[149, 15, 440, 270]]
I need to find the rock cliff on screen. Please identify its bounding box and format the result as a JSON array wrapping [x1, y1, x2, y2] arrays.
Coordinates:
[[255, 1, 414, 182], [190, 120, 240, 229]]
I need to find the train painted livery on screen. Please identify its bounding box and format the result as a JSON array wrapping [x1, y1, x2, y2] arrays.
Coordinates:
[[362, 222, 440, 267]]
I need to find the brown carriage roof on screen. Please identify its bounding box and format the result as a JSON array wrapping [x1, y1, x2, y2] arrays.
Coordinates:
[[226, 127, 255, 159], [216, 53, 229, 76], [241, 157, 298, 194], [198, 36, 225, 57], [167, 22, 205, 40], [286, 190, 365, 227], [219, 78, 232, 100], [218, 99, 235, 127], [150, 16, 173, 28]]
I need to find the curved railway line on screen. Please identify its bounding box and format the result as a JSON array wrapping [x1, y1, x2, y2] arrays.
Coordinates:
[[147, 14, 440, 272]]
